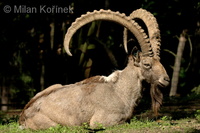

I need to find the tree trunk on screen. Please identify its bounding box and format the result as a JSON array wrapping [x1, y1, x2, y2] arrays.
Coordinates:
[[169, 30, 187, 97], [50, 21, 55, 50], [40, 64, 45, 90], [1, 77, 8, 111], [190, 21, 200, 87]]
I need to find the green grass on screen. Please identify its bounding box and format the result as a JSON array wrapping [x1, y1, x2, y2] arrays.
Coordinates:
[[0, 114, 200, 133]]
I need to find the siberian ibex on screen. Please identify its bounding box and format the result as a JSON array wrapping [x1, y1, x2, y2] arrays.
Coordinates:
[[19, 9, 170, 130]]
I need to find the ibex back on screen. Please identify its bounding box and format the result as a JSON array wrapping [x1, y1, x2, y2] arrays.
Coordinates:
[[19, 9, 169, 130]]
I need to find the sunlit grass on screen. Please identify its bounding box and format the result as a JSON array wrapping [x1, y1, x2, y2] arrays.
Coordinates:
[[0, 114, 200, 133]]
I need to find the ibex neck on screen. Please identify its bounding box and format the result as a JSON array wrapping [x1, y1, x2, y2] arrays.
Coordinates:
[[114, 66, 143, 111]]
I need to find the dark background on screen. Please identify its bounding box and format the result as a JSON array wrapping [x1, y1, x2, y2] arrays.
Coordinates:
[[0, 0, 199, 109]]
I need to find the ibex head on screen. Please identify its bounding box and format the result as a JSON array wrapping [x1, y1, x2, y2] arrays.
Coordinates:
[[63, 9, 169, 116], [133, 52, 169, 87]]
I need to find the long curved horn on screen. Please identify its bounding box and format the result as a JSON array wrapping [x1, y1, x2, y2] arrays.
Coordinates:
[[124, 8, 161, 58], [64, 9, 153, 56]]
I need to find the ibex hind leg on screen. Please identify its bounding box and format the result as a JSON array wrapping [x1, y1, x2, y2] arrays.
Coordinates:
[[23, 112, 58, 130], [89, 111, 124, 129]]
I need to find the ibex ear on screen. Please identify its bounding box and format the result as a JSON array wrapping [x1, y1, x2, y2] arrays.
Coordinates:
[[128, 55, 134, 63], [133, 52, 140, 67]]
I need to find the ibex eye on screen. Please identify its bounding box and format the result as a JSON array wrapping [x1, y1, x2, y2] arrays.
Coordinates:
[[144, 63, 151, 68]]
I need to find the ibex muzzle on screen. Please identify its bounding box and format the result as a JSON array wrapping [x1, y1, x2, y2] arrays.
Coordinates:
[[19, 9, 169, 130]]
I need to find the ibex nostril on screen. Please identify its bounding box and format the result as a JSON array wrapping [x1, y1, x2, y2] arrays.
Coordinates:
[[164, 76, 170, 82]]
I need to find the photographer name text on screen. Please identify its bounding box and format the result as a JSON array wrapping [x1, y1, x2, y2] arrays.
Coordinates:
[[4, 5, 73, 14]]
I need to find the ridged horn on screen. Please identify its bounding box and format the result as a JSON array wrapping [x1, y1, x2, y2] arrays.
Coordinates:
[[124, 8, 161, 58], [63, 9, 152, 56]]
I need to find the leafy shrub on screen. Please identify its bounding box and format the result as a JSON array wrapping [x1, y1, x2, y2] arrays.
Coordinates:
[[191, 85, 200, 95], [195, 110, 200, 122]]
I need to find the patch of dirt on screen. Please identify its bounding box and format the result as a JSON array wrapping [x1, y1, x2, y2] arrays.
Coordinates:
[[134, 95, 200, 118], [132, 97, 200, 132]]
